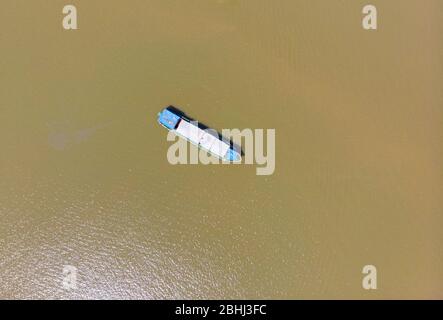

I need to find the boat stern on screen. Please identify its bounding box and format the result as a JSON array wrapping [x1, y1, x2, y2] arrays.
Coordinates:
[[225, 148, 242, 162]]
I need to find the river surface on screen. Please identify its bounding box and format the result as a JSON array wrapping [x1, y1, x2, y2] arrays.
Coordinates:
[[0, 0, 442, 299]]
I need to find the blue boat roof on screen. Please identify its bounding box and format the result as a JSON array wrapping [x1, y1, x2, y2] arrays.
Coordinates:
[[158, 108, 181, 129]]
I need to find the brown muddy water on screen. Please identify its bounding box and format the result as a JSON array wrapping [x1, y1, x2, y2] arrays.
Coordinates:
[[0, 0, 442, 299]]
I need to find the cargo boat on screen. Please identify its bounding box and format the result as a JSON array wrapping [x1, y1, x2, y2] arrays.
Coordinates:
[[157, 106, 241, 162]]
